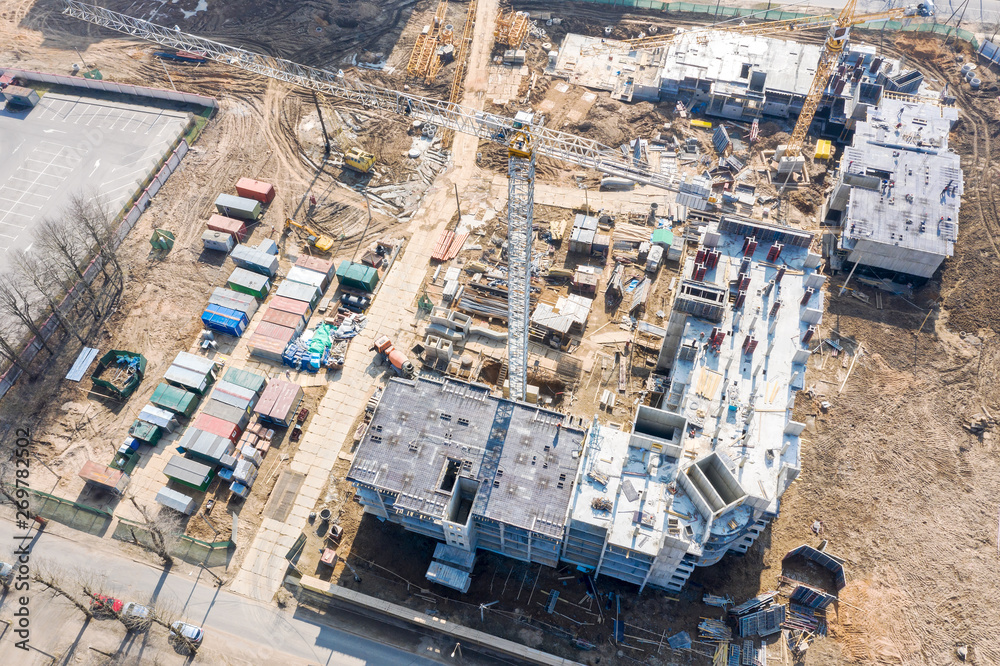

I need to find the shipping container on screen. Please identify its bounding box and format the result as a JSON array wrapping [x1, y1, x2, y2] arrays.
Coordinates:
[[162, 455, 215, 491], [222, 367, 267, 395], [261, 307, 306, 334], [155, 486, 198, 515], [137, 404, 180, 432], [79, 461, 129, 496], [2, 85, 39, 108], [286, 265, 326, 292], [207, 214, 248, 242], [150, 382, 199, 417], [178, 428, 235, 465], [235, 177, 276, 203], [258, 239, 279, 255], [201, 229, 235, 253], [210, 288, 258, 319], [295, 255, 335, 288], [275, 280, 321, 309], [128, 419, 163, 444], [193, 412, 242, 443], [254, 379, 304, 427], [248, 334, 287, 363], [213, 380, 259, 409], [227, 267, 271, 301], [214, 193, 261, 221], [165, 352, 217, 394], [230, 244, 279, 277], [269, 295, 312, 320], [201, 304, 249, 337], [202, 398, 251, 430], [335, 261, 379, 292]]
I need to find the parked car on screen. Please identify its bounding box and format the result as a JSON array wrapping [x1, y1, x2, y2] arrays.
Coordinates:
[[170, 621, 204, 647], [0, 562, 13, 588], [340, 293, 370, 312], [120, 601, 152, 630], [90, 594, 124, 615]]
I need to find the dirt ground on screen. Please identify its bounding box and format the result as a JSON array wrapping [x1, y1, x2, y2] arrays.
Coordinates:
[[3, 0, 1000, 663]]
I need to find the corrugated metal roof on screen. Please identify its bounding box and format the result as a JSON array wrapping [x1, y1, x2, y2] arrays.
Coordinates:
[[275, 280, 320, 304], [163, 455, 213, 486], [172, 351, 216, 376], [228, 267, 270, 291], [255, 380, 303, 423], [66, 347, 99, 382], [222, 367, 267, 394], [155, 486, 196, 514], [286, 266, 325, 290]]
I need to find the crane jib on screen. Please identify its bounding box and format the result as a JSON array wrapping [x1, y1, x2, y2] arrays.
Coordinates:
[[61, 0, 677, 192]]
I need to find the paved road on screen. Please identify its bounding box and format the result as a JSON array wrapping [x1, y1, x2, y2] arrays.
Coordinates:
[[714, 0, 1000, 28], [0, 515, 445, 665]]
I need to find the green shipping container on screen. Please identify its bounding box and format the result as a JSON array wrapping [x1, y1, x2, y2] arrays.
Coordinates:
[[227, 267, 271, 301], [222, 367, 267, 395], [335, 261, 379, 293], [215, 193, 262, 221], [150, 382, 199, 417], [129, 419, 163, 445]]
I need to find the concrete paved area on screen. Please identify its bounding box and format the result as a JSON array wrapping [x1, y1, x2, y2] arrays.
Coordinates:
[[0, 92, 189, 264], [0, 511, 448, 665]]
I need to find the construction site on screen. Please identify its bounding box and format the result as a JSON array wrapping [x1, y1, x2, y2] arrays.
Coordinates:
[[1, 0, 1000, 663]]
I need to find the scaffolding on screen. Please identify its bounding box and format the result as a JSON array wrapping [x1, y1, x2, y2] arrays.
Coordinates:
[[494, 8, 529, 48], [406, 0, 448, 82]]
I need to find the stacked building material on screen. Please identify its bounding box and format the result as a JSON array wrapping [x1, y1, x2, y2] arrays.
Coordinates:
[[238, 422, 275, 457], [738, 605, 785, 637], [698, 618, 732, 643]]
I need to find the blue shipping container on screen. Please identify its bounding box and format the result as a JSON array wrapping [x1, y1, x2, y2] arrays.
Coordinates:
[[201, 304, 249, 337]]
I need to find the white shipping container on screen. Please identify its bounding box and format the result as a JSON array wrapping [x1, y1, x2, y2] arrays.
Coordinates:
[[202, 230, 235, 253]]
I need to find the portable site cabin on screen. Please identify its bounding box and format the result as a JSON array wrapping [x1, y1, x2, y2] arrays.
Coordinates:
[[261, 307, 306, 335], [222, 367, 267, 395], [150, 382, 199, 417], [201, 304, 249, 337], [137, 404, 180, 433], [155, 486, 197, 515], [295, 255, 335, 289], [207, 214, 248, 243], [79, 461, 129, 496], [128, 419, 163, 444], [227, 267, 271, 302], [230, 244, 279, 278], [235, 178, 276, 204], [253, 379, 304, 427], [178, 428, 235, 465], [202, 398, 251, 431], [194, 412, 242, 444], [214, 193, 261, 221], [286, 266, 326, 292], [210, 288, 258, 319], [2, 85, 40, 108], [212, 380, 258, 412], [202, 230, 235, 253], [163, 455, 215, 492], [165, 351, 217, 394], [336, 261, 379, 293], [275, 280, 321, 310], [248, 322, 296, 363], [268, 295, 312, 320], [259, 239, 279, 255]]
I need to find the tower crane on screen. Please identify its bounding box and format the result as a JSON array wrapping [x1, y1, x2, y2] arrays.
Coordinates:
[[62, 0, 677, 401]]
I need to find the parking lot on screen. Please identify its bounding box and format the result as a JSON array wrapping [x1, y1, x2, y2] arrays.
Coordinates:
[[0, 92, 190, 267]]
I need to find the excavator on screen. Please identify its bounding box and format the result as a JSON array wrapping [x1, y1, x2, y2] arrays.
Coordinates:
[[284, 218, 334, 253]]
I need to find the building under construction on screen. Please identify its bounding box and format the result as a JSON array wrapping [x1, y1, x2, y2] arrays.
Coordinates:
[[825, 96, 962, 280], [348, 217, 820, 594]]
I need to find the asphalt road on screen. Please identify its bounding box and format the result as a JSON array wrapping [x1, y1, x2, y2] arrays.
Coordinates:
[[0, 516, 446, 665], [721, 0, 1000, 27]]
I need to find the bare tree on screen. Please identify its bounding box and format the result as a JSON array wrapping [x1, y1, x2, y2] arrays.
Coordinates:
[[11, 250, 87, 346], [34, 218, 104, 319], [31, 561, 94, 619], [69, 193, 124, 286], [127, 497, 179, 566], [0, 461, 44, 525], [0, 272, 53, 355], [0, 318, 31, 374]]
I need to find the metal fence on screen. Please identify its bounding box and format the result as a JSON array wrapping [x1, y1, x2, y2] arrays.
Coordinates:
[[0, 67, 217, 108], [113, 517, 232, 568], [28, 489, 113, 536]]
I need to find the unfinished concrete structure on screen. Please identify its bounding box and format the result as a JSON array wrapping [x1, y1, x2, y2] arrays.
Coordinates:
[[825, 97, 962, 279], [553, 31, 926, 134], [347, 377, 585, 591], [561, 216, 818, 592]]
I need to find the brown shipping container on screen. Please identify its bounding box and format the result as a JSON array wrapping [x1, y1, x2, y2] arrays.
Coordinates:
[[254, 322, 296, 345], [207, 214, 248, 242], [262, 307, 306, 334], [294, 255, 335, 287], [235, 178, 276, 204], [193, 413, 242, 443], [269, 295, 312, 319], [248, 334, 286, 362]]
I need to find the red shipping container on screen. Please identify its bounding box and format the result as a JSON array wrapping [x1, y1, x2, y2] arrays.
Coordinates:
[[235, 178, 276, 204], [262, 307, 306, 333], [269, 295, 312, 319], [207, 214, 248, 243], [194, 413, 241, 444], [254, 322, 296, 345]]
